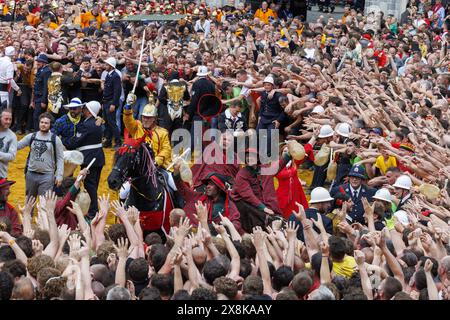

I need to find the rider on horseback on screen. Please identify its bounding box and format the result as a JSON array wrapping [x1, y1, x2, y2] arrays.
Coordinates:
[[123, 93, 172, 169]]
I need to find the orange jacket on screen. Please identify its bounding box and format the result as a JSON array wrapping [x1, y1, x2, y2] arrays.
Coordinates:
[[254, 8, 277, 24], [80, 11, 107, 29]]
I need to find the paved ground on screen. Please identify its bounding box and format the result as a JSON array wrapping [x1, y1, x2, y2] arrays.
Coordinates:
[[306, 5, 346, 22]]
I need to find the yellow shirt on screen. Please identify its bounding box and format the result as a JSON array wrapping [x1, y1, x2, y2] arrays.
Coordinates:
[[254, 8, 277, 24], [375, 155, 397, 175], [332, 255, 357, 278], [123, 109, 172, 169]]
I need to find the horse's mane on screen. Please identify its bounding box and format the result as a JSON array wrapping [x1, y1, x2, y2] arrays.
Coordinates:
[[140, 143, 158, 187]]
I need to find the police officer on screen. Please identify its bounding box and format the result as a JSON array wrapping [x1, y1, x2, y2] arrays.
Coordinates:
[[33, 54, 52, 131], [330, 164, 376, 224], [256, 76, 288, 157], [67, 101, 105, 219], [288, 187, 334, 242], [102, 57, 122, 148]]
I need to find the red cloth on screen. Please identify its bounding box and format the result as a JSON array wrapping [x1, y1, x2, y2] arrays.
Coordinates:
[[191, 144, 240, 188], [276, 160, 309, 220], [374, 50, 388, 67], [139, 191, 172, 233], [0, 202, 22, 236], [54, 187, 79, 230], [175, 176, 242, 233], [231, 156, 290, 214]]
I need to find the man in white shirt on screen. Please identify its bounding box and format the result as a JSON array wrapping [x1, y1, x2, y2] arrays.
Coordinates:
[[0, 47, 21, 109], [194, 10, 211, 38]]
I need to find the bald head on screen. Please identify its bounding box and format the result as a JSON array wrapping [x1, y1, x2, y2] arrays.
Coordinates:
[[192, 247, 207, 268], [90, 264, 109, 282], [439, 256, 450, 280], [169, 208, 186, 227], [11, 277, 35, 300]]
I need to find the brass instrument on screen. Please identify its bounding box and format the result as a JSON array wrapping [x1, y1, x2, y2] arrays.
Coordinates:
[[166, 82, 185, 121]]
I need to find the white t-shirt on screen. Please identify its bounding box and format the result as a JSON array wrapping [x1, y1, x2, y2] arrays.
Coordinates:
[[240, 75, 254, 98]]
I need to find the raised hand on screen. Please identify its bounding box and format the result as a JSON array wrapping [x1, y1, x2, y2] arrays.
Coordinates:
[[127, 206, 140, 225], [375, 228, 387, 249], [32, 240, 44, 256], [310, 214, 325, 232], [98, 194, 110, 215], [293, 202, 307, 222], [218, 213, 232, 228], [211, 221, 227, 236], [176, 217, 191, 240], [252, 227, 267, 250], [44, 190, 58, 215], [113, 237, 129, 260], [354, 249, 365, 265], [171, 247, 184, 267], [57, 224, 71, 244], [67, 200, 84, 218], [68, 233, 82, 259], [18, 195, 36, 217], [286, 221, 299, 242], [320, 241, 330, 256], [424, 258, 434, 273], [194, 201, 208, 223], [111, 200, 127, 221]]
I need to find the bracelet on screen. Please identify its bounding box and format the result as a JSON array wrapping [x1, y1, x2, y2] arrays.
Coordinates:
[[322, 255, 329, 258], [8, 239, 15, 246]]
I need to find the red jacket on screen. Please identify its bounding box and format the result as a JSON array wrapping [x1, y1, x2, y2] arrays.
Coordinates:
[[0, 202, 22, 236], [175, 174, 242, 233], [231, 155, 291, 214], [54, 185, 80, 230], [191, 144, 240, 188]]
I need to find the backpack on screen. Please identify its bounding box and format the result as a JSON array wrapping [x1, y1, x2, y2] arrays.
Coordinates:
[[24, 132, 57, 174]]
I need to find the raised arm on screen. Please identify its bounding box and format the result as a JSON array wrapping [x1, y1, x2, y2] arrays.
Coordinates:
[[354, 250, 373, 300], [253, 228, 273, 296], [113, 237, 129, 288], [42, 191, 60, 259]]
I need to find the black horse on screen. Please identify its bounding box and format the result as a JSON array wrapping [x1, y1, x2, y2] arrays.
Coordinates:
[[108, 142, 174, 236]]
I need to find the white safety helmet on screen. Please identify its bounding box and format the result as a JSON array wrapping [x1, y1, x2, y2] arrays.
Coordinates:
[[104, 57, 117, 69], [311, 105, 325, 114], [394, 210, 410, 226], [318, 124, 334, 138], [85, 101, 102, 117], [392, 175, 412, 191], [197, 65, 209, 77], [372, 188, 392, 203], [336, 122, 351, 137], [309, 187, 334, 204], [263, 76, 275, 85]]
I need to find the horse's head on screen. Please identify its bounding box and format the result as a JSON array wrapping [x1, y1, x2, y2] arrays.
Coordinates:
[[107, 147, 137, 190]]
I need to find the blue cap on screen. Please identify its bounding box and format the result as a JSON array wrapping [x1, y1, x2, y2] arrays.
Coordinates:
[[36, 53, 49, 64], [348, 164, 366, 179]]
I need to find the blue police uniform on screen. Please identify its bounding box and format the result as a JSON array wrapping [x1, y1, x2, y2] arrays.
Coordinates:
[[256, 91, 288, 157], [102, 70, 122, 146], [33, 65, 51, 130], [288, 208, 333, 242], [67, 116, 105, 218], [330, 183, 376, 224]]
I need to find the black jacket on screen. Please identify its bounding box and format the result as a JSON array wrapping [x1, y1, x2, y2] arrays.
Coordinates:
[[217, 109, 247, 132], [103, 70, 122, 107], [66, 117, 105, 168], [288, 208, 333, 242], [34, 65, 52, 105], [188, 77, 216, 119], [259, 91, 288, 125]]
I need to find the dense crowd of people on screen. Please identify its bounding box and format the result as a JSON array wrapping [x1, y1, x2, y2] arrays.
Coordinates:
[[0, 0, 450, 301]]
